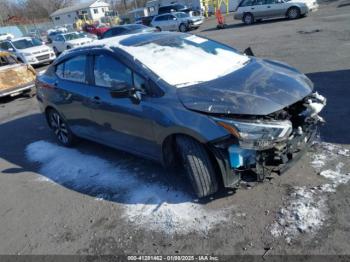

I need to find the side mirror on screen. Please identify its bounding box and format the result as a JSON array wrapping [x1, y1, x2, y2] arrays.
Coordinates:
[[173, 17, 177, 20], [110, 82, 130, 98], [243, 47, 255, 56], [110, 81, 144, 104], [8, 48, 14, 52]]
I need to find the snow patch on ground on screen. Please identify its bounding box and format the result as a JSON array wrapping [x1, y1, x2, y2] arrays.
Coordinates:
[[271, 187, 327, 244], [271, 142, 350, 243], [26, 140, 232, 234], [310, 142, 349, 170]]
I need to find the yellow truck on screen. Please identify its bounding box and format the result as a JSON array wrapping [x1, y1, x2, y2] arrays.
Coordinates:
[[0, 51, 36, 98]]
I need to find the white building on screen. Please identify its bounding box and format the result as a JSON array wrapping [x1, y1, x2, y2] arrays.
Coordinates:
[[50, 0, 110, 26]]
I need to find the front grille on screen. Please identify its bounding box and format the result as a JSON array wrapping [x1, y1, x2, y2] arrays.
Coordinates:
[[36, 54, 50, 61]]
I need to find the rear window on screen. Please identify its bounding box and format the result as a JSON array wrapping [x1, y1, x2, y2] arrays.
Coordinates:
[[56, 55, 87, 83]]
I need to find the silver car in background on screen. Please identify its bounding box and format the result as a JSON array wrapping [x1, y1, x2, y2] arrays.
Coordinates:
[[234, 0, 309, 25], [151, 12, 204, 32]]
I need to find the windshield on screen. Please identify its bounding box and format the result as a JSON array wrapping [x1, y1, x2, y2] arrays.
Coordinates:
[[119, 34, 250, 87], [12, 38, 42, 49], [64, 33, 82, 41]]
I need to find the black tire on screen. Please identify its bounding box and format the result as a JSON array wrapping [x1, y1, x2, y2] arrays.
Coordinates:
[[176, 135, 218, 198], [179, 23, 187, 32], [47, 109, 76, 147], [287, 7, 301, 19], [243, 13, 254, 25]]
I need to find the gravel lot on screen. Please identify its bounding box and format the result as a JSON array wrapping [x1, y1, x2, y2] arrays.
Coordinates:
[[0, 0, 349, 256]]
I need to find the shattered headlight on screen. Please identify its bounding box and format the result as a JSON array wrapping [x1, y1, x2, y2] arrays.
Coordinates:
[[215, 118, 293, 150]]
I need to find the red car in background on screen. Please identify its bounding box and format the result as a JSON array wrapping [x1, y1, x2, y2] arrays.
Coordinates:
[[83, 24, 109, 37]]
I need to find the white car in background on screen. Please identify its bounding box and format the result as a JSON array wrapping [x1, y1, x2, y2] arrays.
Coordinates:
[[151, 12, 204, 32], [0, 37, 55, 65], [52, 32, 95, 54], [47, 26, 68, 35], [0, 33, 14, 41]]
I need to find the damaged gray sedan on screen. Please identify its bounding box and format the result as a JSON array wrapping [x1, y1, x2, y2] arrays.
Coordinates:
[[36, 32, 326, 198]]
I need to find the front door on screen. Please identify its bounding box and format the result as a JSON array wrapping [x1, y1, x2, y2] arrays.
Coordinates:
[[87, 53, 158, 159]]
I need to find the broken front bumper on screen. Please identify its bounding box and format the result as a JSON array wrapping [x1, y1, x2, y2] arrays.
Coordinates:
[[209, 92, 326, 188], [210, 122, 318, 188]]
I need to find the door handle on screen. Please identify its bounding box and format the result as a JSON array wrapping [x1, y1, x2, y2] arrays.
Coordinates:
[[251, 7, 255, 9], [267, 5, 271, 8]]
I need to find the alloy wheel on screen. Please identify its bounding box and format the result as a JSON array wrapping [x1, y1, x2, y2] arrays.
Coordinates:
[[50, 111, 69, 145]]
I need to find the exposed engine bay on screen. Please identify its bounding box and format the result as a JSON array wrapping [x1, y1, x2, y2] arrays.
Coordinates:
[[210, 92, 327, 187]]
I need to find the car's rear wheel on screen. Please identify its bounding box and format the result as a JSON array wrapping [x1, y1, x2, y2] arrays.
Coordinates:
[[176, 135, 218, 198], [47, 109, 76, 146], [243, 13, 254, 25], [179, 23, 187, 32], [287, 7, 301, 19]]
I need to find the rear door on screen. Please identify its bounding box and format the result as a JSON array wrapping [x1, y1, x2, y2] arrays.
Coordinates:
[[252, 0, 269, 18], [168, 14, 178, 31], [267, 0, 288, 17], [53, 55, 95, 138], [87, 52, 159, 159]]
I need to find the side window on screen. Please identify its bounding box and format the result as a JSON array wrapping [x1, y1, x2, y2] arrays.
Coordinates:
[[240, 0, 256, 6], [56, 56, 86, 83], [133, 73, 147, 92], [93, 54, 132, 88], [0, 42, 11, 50], [155, 16, 164, 21], [264, 0, 276, 4], [103, 30, 113, 38]]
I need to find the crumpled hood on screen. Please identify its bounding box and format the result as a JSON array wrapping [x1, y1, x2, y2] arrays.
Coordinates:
[[177, 58, 313, 116]]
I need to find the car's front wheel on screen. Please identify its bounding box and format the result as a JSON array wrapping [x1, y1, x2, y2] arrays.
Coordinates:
[[243, 13, 254, 25], [176, 135, 218, 198], [287, 7, 301, 19], [47, 109, 76, 146]]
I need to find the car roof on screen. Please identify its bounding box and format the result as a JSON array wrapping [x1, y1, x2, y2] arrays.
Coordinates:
[[11, 37, 32, 41]]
